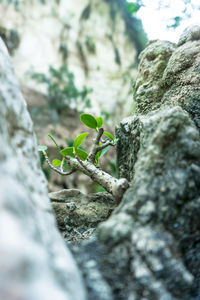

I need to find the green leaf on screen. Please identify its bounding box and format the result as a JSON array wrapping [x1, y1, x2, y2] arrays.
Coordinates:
[[52, 159, 61, 167], [95, 145, 110, 163], [127, 2, 140, 14], [99, 146, 110, 158], [80, 113, 97, 129], [60, 147, 75, 157], [96, 117, 103, 128], [95, 150, 101, 164], [73, 132, 89, 149], [48, 134, 61, 151], [104, 131, 114, 141], [38, 145, 48, 152], [76, 148, 88, 161]]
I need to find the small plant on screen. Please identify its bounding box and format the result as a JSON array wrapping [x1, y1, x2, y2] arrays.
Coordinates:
[[31, 65, 92, 113], [38, 113, 129, 202]]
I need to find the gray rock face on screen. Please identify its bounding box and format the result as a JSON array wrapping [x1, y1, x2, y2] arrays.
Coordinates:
[[100, 26, 200, 299], [71, 26, 200, 300], [0, 38, 86, 300], [2, 23, 200, 300], [111, 106, 200, 298]]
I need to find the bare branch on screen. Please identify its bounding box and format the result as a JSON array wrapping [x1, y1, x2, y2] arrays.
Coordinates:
[[60, 158, 76, 175], [74, 153, 88, 171], [43, 126, 129, 202], [87, 128, 104, 163], [67, 154, 129, 202], [96, 140, 115, 152], [43, 151, 75, 176]]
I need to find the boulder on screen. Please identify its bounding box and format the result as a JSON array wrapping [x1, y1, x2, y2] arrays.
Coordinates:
[[71, 26, 200, 300], [0, 38, 86, 300]]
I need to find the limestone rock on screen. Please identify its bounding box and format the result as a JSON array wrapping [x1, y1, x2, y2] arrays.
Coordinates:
[[72, 26, 200, 300], [178, 25, 200, 46], [49, 189, 115, 228], [118, 25, 200, 179], [0, 38, 86, 300], [0, 0, 146, 119], [134, 40, 176, 114], [98, 26, 200, 299]]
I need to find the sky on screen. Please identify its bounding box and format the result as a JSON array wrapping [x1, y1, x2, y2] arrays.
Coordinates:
[[128, 0, 200, 43]]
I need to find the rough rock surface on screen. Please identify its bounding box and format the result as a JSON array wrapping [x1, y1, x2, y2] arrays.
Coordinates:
[[0, 0, 146, 118], [0, 38, 86, 300], [70, 26, 200, 300], [49, 189, 115, 241]]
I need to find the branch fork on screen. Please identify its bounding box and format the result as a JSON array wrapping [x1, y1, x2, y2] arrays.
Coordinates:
[[43, 128, 129, 202]]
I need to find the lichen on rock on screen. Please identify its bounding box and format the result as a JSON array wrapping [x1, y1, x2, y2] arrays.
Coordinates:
[[0, 37, 86, 300], [72, 26, 200, 300], [49, 189, 116, 241]]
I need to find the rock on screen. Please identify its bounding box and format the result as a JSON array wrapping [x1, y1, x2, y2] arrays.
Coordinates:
[[178, 25, 200, 46], [70, 237, 113, 300], [70, 26, 200, 300], [134, 39, 176, 114], [0, 38, 86, 300], [0, 0, 146, 119], [98, 105, 200, 299], [49, 189, 116, 241]]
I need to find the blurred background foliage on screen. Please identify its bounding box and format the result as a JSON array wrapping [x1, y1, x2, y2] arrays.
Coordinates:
[[126, 0, 200, 30], [31, 65, 92, 113]]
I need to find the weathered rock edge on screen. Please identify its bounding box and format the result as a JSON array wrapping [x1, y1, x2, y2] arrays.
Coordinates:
[[0, 38, 86, 300], [70, 26, 200, 300]]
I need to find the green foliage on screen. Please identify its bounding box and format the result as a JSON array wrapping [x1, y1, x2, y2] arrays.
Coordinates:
[[60, 147, 75, 157], [60, 146, 88, 161], [39, 113, 116, 173], [95, 145, 111, 165], [80, 113, 104, 130], [31, 65, 92, 113], [99, 145, 110, 158], [80, 113, 98, 129], [96, 117, 103, 128], [48, 134, 61, 151], [73, 133, 89, 149], [52, 159, 62, 167], [95, 149, 101, 165], [103, 132, 114, 141], [75, 148, 88, 161], [126, 2, 141, 15]]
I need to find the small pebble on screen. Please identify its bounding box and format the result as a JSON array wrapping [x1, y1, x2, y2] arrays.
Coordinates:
[[66, 202, 76, 211]]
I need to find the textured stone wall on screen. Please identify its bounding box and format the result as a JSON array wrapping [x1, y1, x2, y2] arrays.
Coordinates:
[[70, 26, 200, 300], [0, 37, 86, 300], [0, 0, 146, 119]]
